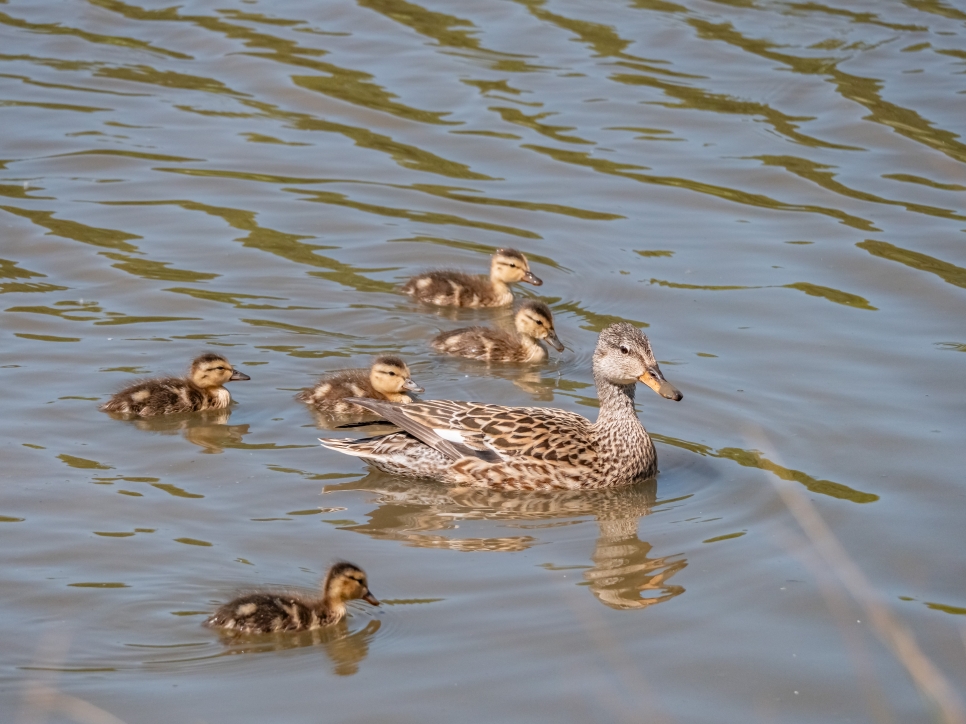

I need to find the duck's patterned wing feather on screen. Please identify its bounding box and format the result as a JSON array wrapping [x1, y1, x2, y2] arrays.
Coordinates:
[[341, 398, 494, 461], [344, 398, 594, 465]]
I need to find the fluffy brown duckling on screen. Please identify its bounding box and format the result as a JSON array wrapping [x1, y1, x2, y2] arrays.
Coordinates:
[[402, 248, 542, 307], [204, 562, 379, 634], [431, 300, 565, 363], [296, 356, 423, 414], [99, 353, 250, 417]]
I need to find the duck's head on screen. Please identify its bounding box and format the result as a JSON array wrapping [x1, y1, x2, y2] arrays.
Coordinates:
[[594, 323, 682, 401], [491, 248, 542, 286], [370, 356, 424, 395], [323, 562, 379, 607], [515, 300, 564, 351], [189, 353, 250, 388]]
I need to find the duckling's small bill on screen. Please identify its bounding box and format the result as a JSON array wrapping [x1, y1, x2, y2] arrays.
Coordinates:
[[545, 328, 565, 352]]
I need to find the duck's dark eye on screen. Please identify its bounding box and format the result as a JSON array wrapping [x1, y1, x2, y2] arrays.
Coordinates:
[[216, 366, 225, 370], [619, 345, 629, 355], [536, 319, 544, 325], [387, 371, 396, 376]]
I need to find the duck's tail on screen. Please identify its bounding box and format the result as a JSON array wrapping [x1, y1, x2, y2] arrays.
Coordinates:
[[318, 436, 378, 458], [319, 433, 453, 479]]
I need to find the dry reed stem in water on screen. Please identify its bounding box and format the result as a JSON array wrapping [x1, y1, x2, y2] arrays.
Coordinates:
[[19, 628, 129, 724], [22, 685, 128, 724], [746, 427, 966, 724]]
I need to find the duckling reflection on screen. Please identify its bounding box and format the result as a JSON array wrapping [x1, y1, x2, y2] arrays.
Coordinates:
[[325, 473, 685, 609], [211, 618, 380, 676], [509, 369, 557, 401], [112, 410, 250, 454], [435, 357, 562, 403]]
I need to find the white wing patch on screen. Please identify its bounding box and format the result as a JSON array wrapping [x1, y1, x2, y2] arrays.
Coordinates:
[[434, 428, 466, 444]]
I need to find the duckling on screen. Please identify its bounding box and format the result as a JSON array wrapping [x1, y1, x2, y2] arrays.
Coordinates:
[[99, 353, 250, 417], [204, 562, 379, 634], [402, 248, 542, 307], [431, 300, 565, 363], [296, 356, 423, 414]]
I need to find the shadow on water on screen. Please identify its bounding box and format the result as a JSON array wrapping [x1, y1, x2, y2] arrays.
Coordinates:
[[210, 619, 381, 676], [326, 472, 686, 610], [429, 357, 569, 402], [305, 408, 390, 431], [105, 410, 250, 454]]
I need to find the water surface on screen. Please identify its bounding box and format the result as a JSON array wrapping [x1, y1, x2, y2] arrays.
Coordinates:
[[2, 0, 965, 722]]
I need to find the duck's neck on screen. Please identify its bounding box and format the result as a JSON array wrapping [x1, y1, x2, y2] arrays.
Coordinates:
[[320, 593, 347, 622], [488, 277, 513, 305], [518, 334, 547, 363], [592, 370, 655, 480], [206, 386, 231, 408]]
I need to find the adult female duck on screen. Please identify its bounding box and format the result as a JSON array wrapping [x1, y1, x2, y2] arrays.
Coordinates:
[[320, 323, 681, 490]]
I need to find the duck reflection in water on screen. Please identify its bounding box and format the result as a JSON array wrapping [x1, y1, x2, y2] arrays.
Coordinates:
[[326, 472, 685, 610], [211, 618, 380, 676], [108, 409, 250, 454], [587, 513, 686, 610]]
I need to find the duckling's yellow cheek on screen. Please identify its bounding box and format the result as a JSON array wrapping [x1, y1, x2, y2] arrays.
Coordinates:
[[236, 603, 257, 617], [417, 278, 432, 290], [132, 390, 150, 402]]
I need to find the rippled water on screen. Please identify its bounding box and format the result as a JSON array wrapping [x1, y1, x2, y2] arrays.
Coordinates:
[[3, 0, 965, 722]]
